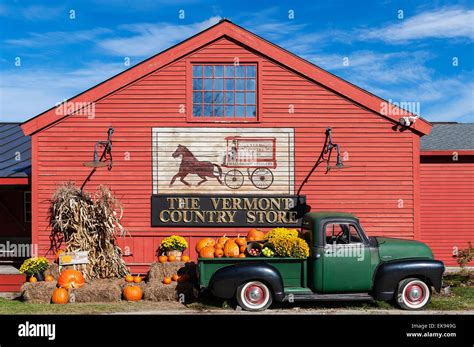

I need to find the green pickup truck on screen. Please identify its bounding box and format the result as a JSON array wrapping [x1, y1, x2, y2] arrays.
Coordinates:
[[198, 211, 445, 311]]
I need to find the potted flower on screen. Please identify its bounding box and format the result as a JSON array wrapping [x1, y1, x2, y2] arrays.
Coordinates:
[[159, 235, 188, 261], [19, 257, 49, 281]]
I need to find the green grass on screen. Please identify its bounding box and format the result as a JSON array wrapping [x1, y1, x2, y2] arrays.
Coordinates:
[[429, 286, 474, 310], [0, 299, 187, 315]]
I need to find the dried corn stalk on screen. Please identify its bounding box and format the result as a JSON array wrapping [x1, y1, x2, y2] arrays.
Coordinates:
[[49, 182, 129, 279]]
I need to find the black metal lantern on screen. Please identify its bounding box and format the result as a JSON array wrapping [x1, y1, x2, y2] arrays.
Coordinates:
[[297, 127, 348, 195], [83, 127, 114, 170]]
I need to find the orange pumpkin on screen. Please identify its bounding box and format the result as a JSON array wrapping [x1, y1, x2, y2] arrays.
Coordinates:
[[224, 239, 240, 258], [51, 288, 69, 304], [123, 285, 143, 301], [133, 276, 142, 283], [214, 248, 224, 258], [235, 235, 246, 247], [158, 255, 168, 263], [168, 255, 176, 262], [171, 274, 179, 281], [45, 275, 55, 282], [57, 269, 85, 289], [199, 246, 215, 258], [216, 235, 229, 246], [163, 277, 172, 285], [239, 245, 246, 253], [215, 243, 224, 250], [125, 274, 134, 282], [28, 276, 37, 283], [196, 238, 215, 252], [247, 229, 265, 241], [239, 253, 246, 258], [181, 255, 190, 262]]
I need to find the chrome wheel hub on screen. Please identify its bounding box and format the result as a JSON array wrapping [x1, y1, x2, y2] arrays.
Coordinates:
[[246, 285, 264, 304]]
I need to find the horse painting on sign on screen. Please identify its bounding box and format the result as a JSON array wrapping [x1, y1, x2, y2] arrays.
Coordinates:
[[169, 144, 223, 187]]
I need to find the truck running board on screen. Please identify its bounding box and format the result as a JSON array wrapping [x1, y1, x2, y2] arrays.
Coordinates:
[[282, 292, 374, 302]]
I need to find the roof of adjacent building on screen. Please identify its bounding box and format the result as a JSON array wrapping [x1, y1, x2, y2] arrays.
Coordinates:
[[420, 123, 474, 151], [0, 123, 31, 178]]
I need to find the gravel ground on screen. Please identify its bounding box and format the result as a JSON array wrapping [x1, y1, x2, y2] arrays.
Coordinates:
[[111, 302, 473, 315]]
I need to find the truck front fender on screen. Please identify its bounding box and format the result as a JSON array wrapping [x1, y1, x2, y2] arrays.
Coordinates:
[[208, 262, 285, 301], [372, 259, 445, 300]]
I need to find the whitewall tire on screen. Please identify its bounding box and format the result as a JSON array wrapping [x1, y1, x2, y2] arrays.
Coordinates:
[[236, 281, 273, 311], [396, 278, 431, 310]]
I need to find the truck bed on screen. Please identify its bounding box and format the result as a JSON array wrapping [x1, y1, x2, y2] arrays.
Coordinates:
[[198, 257, 308, 289]]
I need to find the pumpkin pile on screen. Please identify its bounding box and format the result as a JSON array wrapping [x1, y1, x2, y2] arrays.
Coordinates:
[[196, 231, 259, 258], [197, 228, 310, 259], [158, 254, 190, 263]]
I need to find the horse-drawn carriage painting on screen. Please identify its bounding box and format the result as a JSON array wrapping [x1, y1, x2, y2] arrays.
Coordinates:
[[222, 136, 276, 190], [152, 127, 294, 195]]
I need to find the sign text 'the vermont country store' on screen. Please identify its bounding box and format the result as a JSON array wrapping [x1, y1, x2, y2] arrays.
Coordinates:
[[151, 195, 306, 227]]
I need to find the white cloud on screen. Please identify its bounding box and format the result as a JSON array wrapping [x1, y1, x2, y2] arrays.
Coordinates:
[[362, 7, 474, 43], [308, 50, 433, 85], [20, 5, 64, 20], [97, 16, 222, 57], [5, 28, 112, 47], [0, 4, 64, 20], [420, 81, 474, 121], [0, 63, 124, 122]]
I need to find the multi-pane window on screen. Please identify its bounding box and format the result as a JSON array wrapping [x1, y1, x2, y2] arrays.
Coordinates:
[[192, 64, 257, 119]]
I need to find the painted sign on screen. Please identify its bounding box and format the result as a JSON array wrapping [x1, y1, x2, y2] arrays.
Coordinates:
[[152, 128, 294, 195], [151, 194, 306, 227], [59, 251, 89, 266]]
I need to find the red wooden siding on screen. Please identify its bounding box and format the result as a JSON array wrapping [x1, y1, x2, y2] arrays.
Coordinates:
[[33, 38, 418, 271], [420, 155, 474, 266]]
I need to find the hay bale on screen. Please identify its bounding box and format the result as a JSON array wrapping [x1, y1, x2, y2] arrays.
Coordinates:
[[143, 282, 177, 301], [142, 280, 196, 303], [44, 264, 59, 279], [148, 261, 197, 283], [148, 261, 184, 280], [69, 279, 122, 302], [21, 281, 56, 303]]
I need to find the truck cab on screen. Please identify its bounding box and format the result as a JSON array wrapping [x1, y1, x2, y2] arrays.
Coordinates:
[[198, 211, 445, 311]]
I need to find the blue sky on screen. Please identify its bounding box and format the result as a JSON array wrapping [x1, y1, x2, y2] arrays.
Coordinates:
[[0, 0, 473, 122]]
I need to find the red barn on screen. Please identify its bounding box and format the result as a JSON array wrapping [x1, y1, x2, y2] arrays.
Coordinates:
[[19, 20, 440, 274], [419, 123, 474, 266]]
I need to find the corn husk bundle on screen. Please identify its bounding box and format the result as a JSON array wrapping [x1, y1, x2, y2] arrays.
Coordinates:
[[49, 182, 129, 279]]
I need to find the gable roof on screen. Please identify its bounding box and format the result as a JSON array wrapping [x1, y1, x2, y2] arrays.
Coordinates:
[[0, 123, 31, 178], [421, 123, 474, 151], [21, 19, 432, 136]]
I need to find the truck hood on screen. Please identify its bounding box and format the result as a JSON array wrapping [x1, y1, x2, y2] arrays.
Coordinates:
[[375, 237, 434, 262]]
